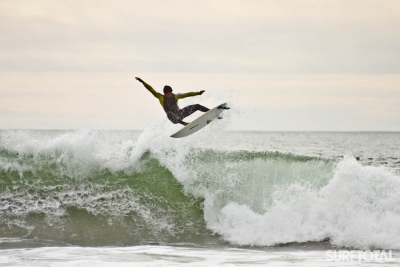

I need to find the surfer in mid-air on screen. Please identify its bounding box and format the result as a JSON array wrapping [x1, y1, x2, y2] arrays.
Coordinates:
[[135, 77, 210, 126]]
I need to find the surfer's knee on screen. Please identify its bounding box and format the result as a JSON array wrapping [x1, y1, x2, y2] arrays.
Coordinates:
[[167, 117, 176, 123], [168, 117, 180, 124], [166, 112, 180, 124]]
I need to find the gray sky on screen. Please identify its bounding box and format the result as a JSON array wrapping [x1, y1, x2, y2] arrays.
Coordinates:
[[1, 0, 399, 131]]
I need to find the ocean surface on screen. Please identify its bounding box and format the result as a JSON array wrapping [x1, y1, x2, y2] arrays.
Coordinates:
[[1, 124, 400, 266]]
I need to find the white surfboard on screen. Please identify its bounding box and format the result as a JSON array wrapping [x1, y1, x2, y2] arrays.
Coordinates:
[[170, 103, 228, 138]]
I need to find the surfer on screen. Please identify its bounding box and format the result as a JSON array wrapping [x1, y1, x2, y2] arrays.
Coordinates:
[[135, 77, 210, 126]]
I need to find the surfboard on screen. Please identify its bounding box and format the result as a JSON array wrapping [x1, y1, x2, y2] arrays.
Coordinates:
[[170, 103, 229, 138]]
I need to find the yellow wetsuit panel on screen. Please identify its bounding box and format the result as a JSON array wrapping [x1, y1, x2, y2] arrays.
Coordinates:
[[142, 81, 164, 107], [175, 92, 199, 100], [142, 81, 199, 110]]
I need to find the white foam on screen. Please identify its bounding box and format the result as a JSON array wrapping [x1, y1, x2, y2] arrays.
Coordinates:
[[2, 245, 398, 267]]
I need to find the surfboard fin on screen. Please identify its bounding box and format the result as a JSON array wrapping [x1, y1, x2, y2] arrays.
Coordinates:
[[217, 103, 230, 110]]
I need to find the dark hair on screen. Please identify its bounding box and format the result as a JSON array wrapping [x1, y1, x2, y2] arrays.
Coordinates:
[[163, 85, 172, 94]]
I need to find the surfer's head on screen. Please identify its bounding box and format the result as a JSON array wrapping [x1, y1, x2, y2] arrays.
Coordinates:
[[163, 85, 173, 98]]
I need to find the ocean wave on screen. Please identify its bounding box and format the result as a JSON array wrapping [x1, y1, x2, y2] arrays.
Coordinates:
[[1, 130, 399, 249], [211, 157, 400, 249]]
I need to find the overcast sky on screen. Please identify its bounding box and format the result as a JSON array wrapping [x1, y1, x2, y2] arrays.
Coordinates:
[[1, 0, 399, 131]]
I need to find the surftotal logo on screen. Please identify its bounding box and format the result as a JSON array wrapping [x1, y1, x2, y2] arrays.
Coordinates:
[[326, 250, 394, 262]]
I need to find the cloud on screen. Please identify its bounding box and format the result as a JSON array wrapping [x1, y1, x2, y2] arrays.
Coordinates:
[[0, 0, 399, 73]]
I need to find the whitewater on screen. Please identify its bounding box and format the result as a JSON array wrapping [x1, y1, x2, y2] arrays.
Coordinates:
[[1, 125, 400, 266]]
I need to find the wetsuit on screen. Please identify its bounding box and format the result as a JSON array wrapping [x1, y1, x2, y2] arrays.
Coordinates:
[[141, 81, 209, 124]]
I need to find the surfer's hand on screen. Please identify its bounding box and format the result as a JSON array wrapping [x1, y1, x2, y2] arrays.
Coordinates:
[[199, 90, 205, 95], [135, 77, 143, 83]]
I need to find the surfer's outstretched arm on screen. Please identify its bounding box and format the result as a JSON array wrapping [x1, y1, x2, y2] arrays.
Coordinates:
[[135, 77, 165, 107], [176, 90, 205, 100], [135, 77, 161, 99]]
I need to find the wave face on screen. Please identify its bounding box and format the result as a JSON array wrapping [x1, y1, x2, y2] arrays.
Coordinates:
[[1, 129, 400, 249]]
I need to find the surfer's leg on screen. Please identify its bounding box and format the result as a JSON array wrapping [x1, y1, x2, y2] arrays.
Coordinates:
[[179, 104, 210, 119], [166, 112, 187, 125]]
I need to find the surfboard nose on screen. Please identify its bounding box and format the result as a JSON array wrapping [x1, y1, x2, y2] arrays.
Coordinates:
[[217, 103, 230, 109]]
